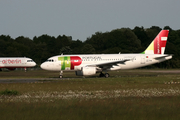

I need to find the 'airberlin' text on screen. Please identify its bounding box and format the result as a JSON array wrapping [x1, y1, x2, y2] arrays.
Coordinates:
[[2, 59, 21, 64]]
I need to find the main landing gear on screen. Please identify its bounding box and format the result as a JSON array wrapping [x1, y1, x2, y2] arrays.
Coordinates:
[[59, 71, 63, 78], [99, 72, 110, 78]]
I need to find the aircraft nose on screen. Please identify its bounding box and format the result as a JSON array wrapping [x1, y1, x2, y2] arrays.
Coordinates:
[[40, 63, 48, 70], [33, 62, 36, 67]]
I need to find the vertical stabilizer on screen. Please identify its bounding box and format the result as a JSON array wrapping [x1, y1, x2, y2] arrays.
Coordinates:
[[142, 30, 169, 54]]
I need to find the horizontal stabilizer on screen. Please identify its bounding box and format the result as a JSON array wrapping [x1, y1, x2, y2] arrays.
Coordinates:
[[154, 54, 173, 60]]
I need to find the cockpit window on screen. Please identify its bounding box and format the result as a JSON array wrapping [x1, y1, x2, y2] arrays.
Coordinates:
[[46, 59, 54, 62], [27, 60, 33, 62]]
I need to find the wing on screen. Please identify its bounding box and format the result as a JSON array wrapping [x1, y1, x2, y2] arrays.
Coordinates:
[[86, 59, 131, 70]]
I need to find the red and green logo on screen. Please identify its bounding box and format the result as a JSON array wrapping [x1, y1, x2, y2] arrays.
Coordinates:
[[58, 56, 82, 70]]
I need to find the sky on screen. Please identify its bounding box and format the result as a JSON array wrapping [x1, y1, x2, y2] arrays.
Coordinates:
[[0, 0, 180, 41]]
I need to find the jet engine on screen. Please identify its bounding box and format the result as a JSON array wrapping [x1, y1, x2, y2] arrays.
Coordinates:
[[76, 67, 96, 76]]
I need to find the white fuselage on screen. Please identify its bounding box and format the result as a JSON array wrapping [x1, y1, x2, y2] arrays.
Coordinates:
[[0, 57, 36, 69], [40, 54, 172, 72]]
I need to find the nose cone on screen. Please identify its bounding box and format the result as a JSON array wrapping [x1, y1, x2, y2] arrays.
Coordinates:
[[40, 62, 48, 70], [32, 62, 36, 67]]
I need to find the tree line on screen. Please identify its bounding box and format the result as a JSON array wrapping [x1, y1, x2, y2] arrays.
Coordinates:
[[0, 26, 180, 68]]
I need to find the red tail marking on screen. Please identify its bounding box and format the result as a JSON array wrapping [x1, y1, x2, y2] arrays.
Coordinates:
[[154, 30, 169, 54]]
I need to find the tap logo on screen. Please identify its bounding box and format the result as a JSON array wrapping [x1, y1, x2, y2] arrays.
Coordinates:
[[58, 56, 82, 70]]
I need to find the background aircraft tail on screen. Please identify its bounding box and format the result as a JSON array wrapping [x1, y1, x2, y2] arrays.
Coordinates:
[[142, 30, 169, 54]]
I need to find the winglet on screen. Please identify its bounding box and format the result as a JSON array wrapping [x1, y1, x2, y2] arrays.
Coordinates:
[[142, 30, 169, 54]]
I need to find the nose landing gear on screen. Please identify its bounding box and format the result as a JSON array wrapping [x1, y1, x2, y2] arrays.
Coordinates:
[[59, 71, 63, 78]]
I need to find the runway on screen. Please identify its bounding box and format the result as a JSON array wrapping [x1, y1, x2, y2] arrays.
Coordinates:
[[0, 70, 180, 83], [0, 78, 67, 83]]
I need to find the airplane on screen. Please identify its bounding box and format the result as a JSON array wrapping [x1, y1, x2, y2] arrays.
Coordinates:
[[40, 30, 172, 78], [0, 57, 36, 71]]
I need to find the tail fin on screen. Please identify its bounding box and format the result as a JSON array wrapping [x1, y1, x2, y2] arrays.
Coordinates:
[[142, 30, 169, 54]]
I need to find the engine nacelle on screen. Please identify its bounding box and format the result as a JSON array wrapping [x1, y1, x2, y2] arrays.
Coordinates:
[[75, 67, 96, 76]]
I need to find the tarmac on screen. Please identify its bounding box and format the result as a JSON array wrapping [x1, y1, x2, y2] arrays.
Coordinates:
[[0, 78, 68, 83], [0, 70, 180, 83]]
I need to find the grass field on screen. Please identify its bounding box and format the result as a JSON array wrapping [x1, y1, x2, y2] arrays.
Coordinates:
[[0, 69, 180, 120]]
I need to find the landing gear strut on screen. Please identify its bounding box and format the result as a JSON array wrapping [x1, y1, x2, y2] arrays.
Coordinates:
[[99, 72, 110, 78], [59, 71, 63, 78], [24, 67, 27, 72]]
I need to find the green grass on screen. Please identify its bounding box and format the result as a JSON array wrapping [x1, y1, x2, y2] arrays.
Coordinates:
[[1, 97, 180, 120], [0, 89, 19, 96], [0, 69, 180, 120]]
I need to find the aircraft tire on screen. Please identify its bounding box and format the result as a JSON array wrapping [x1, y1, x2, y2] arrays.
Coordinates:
[[99, 72, 105, 77], [105, 73, 109, 78]]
